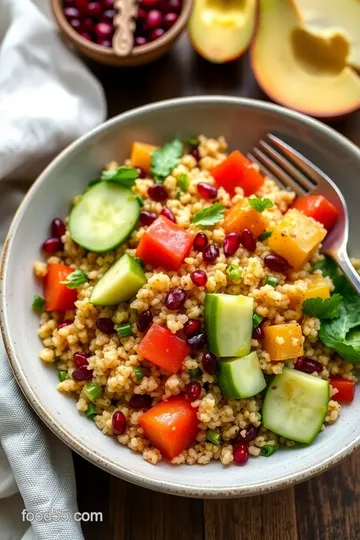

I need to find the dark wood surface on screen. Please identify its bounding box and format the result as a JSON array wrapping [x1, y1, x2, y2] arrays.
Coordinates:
[[74, 35, 360, 540]]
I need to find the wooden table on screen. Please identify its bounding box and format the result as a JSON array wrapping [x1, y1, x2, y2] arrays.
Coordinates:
[[75, 35, 360, 540]]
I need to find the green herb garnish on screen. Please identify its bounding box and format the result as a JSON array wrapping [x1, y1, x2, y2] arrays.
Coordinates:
[[150, 139, 183, 181], [302, 294, 343, 320], [266, 276, 277, 287], [133, 366, 144, 381], [206, 429, 221, 446], [192, 203, 225, 227], [101, 166, 139, 188], [248, 197, 274, 213], [32, 295, 45, 310], [117, 323, 133, 338], [185, 137, 198, 148], [86, 403, 97, 419], [189, 367, 201, 377], [58, 370, 68, 382], [226, 264, 242, 281], [258, 230, 272, 241], [312, 256, 340, 282], [178, 173, 189, 192], [61, 269, 89, 289], [136, 195, 144, 207], [84, 382, 102, 402], [134, 257, 144, 268], [252, 312, 263, 329], [260, 445, 277, 457]]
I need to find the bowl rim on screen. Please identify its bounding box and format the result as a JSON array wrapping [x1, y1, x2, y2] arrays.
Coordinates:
[[51, 0, 193, 59], [2, 96, 360, 498]]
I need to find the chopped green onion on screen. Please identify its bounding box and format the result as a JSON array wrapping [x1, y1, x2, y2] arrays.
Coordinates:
[[189, 367, 201, 377], [134, 257, 144, 268], [226, 264, 242, 281], [86, 403, 97, 419], [260, 444, 277, 457], [133, 366, 144, 381], [32, 295, 45, 310], [266, 276, 278, 287], [206, 429, 221, 446], [185, 137, 198, 148], [259, 230, 272, 241], [136, 195, 144, 207], [58, 370, 68, 382], [84, 382, 102, 402], [253, 312, 263, 329], [117, 323, 133, 338], [178, 173, 189, 192]]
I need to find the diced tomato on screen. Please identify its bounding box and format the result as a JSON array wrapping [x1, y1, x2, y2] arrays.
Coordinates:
[[292, 195, 339, 231], [330, 377, 355, 403], [136, 215, 193, 271], [139, 395, 199, 459], [137, 323, 190, 373], [43, 264, 77, 311], [211, 150, 264, 196]]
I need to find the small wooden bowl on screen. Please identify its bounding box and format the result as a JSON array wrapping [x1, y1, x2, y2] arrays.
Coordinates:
[[51, 0, 192, 67]]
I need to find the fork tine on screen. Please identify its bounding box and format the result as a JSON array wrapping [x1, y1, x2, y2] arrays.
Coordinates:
[[251, 147, 307, 196], [247, 152, 287, 191], [268, 134, 323, 186], [260, 140, 315, 193]]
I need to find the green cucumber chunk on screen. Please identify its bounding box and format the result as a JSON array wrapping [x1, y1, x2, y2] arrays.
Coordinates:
[[69, 182, 140, 253], [262, 368, 329, 444], [90, 254, 146, 306], [205, 293, 253, 357], [218, 351, 266, 399]]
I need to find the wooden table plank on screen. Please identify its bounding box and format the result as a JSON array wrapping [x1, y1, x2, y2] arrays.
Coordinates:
[[204, 488, 297, 540]]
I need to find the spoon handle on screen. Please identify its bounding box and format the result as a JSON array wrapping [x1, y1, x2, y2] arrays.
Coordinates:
[[113, 0, 137, 57], [329, 248, 360, 295]]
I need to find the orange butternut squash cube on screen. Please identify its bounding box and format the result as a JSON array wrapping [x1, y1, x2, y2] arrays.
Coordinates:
[[130, 142, 158, 173], [303, 275, 330, 301], [224, 199, 267, 238], [268, 209, 326, 270], [263, 323, 304, 362]]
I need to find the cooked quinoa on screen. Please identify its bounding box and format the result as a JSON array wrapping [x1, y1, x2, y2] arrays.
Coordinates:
[[34, 135, 358, 466]]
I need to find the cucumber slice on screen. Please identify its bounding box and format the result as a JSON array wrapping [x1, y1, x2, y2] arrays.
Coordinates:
[[262, 368, 329, 444], [69, 182, 140, 253], [218, 352, 266, 399], [205, 294, 253, 357], [90, 254, 146, 306]]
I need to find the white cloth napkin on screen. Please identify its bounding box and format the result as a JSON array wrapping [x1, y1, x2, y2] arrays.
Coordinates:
[[0, 0, 106, 538]]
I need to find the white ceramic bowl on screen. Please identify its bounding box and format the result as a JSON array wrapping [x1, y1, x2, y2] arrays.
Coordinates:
[[1, 97, 360, 498]]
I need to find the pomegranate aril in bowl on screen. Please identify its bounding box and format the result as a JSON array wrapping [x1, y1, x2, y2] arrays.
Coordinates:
[[51, 218, 66, 239], [183, 319, 202, 337], [163, 12, 178, 29], [191, 270, 207, 287], [165, 288, 186, 311], [193, 232, 208, 251], [160, 207, 176, 223], [197, 182, 217, 199], [42, 237, 62, 254]]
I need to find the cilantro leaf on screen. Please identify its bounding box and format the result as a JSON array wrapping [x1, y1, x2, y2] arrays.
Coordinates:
[[150, 139, 183, 181], [248, 197, 274, 212], [61, 269, 89, 289], [192, 203, 225, 227], [302, 294, 343, 319], [101, 166, 139, 188], [312, 256, 340, 282], [178, 173, 189, 192]]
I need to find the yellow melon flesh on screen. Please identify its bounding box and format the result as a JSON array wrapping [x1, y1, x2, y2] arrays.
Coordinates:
[[188, 0, 257, 64], [251, 0, 360, 117]]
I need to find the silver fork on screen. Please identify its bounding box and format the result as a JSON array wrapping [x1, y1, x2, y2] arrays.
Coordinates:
[[248, 134, 360, 295]]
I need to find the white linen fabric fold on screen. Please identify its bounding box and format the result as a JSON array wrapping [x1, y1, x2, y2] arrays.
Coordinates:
[[0, 0, 106, 538]]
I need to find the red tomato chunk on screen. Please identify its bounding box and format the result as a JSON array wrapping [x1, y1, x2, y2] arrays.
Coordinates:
[[331, 377, 355, 403], [139, 395, 199, 460], [211, 150, 264, 197], [44, 264, 77, 311], [292, 195, 339, 231], [136, 215, 193, 271], [137, 323, 190, 373]]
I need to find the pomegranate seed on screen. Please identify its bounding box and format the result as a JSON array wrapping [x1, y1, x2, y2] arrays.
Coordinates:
[[129, 394, 152, 409], [103, 0, 114, 7], [86, 1, 102, 17], [51, 218, 66, 239], [82, 17, 95, 32], [140, 210, 157, 226], [137, 7, 147, 22], [95, 21, 114, 39], [145, 9, 163, 28], [136, 166, 146, 178], [190, 148, 200, 161], [187, 332, 206, 350], [295, 357, 323, 374], [202, 352, 217, 375], [98, 39, 112, 47], [64, 0, 76, 5], [163, 12, 178, 29], [134, 36, 148, 47], [112, 410, 127, 435], [137, 310, 153, 332], [197, 182, 217, 200], [264, 254, 290, 273], [96, 317, 114, 334], [80, 31, 92, 40], [75, 0, 88, 9], [150, 28, 165, 40], [42, 237, 62, 254], [142, 0, 161, 6], [191, 270, 207, 287], [252, 324, 265, 340], [240, 229, 256, 252], [234, 424, 259, 444], [203, 244, 220, 263], [186, 382, 201, 402], [148, 184, 168, 201], [58, 320, 72, 329], [72, 366, 93, 381], [160, 207, 176, 223], [233, 443, 249, 465], [73, 352, 89, 367], [183, 319, 201, 337], [70, 19, 82, 30], [64, 7, 81, 19], [165, 288, 186, 311], [166, 0, 181, 12], [223, 233, 241, 256], [103, 8, 116, 20], [193, 232, 208, 251]]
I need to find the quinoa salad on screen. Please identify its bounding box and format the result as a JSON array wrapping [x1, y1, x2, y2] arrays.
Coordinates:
[[33, 135, 359, 466]]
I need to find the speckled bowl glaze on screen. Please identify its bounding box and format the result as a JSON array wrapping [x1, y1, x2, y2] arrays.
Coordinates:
[[1, 97, 360, 498]]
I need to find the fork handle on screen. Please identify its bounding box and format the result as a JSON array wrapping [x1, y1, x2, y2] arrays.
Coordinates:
[[327, 249, 360, 295]]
